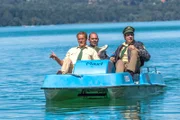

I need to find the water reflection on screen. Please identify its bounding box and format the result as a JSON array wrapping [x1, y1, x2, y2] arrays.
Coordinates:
[[45, 98, 142, 119]]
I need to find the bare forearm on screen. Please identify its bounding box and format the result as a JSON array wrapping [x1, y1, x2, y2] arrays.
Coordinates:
[[54, 57, 63, 66]]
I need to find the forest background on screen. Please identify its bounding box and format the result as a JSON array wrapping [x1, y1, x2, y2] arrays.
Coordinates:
[[0, 0, 179, 26]]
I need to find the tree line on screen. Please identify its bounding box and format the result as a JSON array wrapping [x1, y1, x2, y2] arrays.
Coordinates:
[[0, 0, 179, 26]]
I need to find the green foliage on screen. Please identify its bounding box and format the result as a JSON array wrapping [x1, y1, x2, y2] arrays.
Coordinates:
[[0, 0, 179, 26]]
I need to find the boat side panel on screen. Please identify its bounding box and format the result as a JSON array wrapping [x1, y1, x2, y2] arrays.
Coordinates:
[[108, 85, 165, 99], [42, 73, 134, 88], [44, 85, 165, 101]]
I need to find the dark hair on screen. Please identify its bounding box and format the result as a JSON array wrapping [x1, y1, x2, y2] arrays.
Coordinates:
[[76, 31, 87, 39], [88, 32, 98, 39]]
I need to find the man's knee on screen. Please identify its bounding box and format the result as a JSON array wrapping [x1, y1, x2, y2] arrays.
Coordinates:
[[61, 58, 73, 74], [116, 60, 124, 66], [131, 50, 138, 56], [64, 58, 72, 64], [115, 60, 125, 72]]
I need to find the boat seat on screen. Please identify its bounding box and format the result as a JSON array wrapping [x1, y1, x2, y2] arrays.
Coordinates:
[[73, 60, 115, 74]]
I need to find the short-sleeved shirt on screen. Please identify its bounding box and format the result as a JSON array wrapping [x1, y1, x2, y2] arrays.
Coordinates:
[[64, 45, 100, 64]]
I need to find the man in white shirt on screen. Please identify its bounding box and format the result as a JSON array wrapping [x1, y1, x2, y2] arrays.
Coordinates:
[[50, 31, 100, 74]]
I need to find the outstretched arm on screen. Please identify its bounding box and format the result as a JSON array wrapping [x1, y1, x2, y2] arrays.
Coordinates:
[[50, 52, 63, 66]]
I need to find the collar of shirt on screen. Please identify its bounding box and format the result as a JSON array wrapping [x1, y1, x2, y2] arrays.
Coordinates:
[[77, 45, 88, 49], [122, 42, 129, 47]]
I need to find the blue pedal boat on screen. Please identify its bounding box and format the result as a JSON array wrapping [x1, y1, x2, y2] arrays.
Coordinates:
[[41, 60, 166, 101]]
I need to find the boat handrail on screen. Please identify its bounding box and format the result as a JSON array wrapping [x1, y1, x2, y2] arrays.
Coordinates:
[[141, 66, 160, 74]]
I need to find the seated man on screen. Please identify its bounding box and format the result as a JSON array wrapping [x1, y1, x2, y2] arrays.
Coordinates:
[[50, 31, 100, 74], [110, 26, 151, 76], [88, 32, 109, 59]]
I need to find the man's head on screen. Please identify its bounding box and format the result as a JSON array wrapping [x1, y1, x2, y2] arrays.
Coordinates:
[[88, 32, 99, 47], [76, 31, 87, 48], [123, 26, 135, 44]]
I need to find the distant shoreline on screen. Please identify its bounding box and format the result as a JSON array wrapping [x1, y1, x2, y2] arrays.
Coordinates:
[[0, 0, 179, 27]]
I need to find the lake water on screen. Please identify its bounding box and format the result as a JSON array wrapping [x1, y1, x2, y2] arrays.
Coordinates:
[[0, 21, 180, 119]]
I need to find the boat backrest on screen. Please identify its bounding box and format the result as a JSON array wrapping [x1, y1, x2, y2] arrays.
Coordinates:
[[139, 73, 165, 85], [73, 60, 115, 74]]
